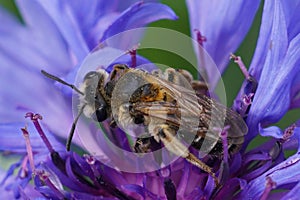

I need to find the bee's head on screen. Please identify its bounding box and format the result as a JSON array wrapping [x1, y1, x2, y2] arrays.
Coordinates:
[[41, 69, 110, 151], [82, 70, 109, 122]]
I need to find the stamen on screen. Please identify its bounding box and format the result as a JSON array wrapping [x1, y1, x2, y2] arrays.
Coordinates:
[[230, 53, 250, 80], [221, 126, 230, 162], [194, 29, 208, 81], [20, 156, 29, 178], [230, 54, 258, 117], [21, 127, 36, 173], [25, 112, 54, 153], [217, 126, 230, 183], [127, 44, 139, 68], [238, 93, 255, 117], [260, 176, 276, 200]]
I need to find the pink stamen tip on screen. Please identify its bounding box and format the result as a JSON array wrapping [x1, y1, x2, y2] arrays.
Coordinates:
[[230, 53, 250, 79], [21, 127, 36, 173], [25, 112, 43, 120], [261, 177, 276, 200], [243, 93, 254, 105], [38, 170, 49, 180], [84, 154, 96, 165], [194, 29, 207, 46]]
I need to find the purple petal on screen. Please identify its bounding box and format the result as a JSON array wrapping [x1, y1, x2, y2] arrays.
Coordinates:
[[242, 160, 272, 181], [64, 156, 99, 194], [214, 178, 247, 199], [186, 0, 260, 88], [101, 2, 178, 50], [122, 184, 145, 199]]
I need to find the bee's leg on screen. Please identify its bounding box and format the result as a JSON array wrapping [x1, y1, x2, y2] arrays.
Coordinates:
[[155, 124, 219, 186]]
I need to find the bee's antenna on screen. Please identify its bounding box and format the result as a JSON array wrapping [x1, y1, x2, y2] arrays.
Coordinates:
[[41, 70, 84, 95], [66, 104, 86, 151]]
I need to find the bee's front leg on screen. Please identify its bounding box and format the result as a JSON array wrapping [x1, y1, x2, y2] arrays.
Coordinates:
[[154, 124, 219, 186]]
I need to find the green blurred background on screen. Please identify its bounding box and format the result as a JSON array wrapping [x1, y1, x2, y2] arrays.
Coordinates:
[[0, 0, 299, 147]]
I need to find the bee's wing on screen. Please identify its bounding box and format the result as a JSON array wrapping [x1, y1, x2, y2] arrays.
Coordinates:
[[145, 76, 248, 141]]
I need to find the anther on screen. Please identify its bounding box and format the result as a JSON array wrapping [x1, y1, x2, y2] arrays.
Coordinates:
[[282, 124, 296, 142]]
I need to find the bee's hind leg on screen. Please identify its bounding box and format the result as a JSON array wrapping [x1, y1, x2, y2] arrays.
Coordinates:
[[155, 124, 219, 186]]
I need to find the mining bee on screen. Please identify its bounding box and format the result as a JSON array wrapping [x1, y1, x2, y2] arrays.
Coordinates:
[[41, 64, 248, 186]]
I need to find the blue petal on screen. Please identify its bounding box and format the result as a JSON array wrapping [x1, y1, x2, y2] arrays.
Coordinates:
[[281, 1, 300, 40], [0, 55, 77, 142], [186, 0, 260, 88], [259, 125, 283, 139], [101, 2, 178, 50], [35, 0, 119, 58], [246, 0, 300, 141], [282, 180, 300, 199], [0, 123, 64, 153], [241, 153, 300, 199], [4, 0, 74, 74]]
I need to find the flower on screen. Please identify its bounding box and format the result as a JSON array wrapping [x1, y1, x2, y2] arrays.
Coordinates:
[[1, 0, 300, 200]]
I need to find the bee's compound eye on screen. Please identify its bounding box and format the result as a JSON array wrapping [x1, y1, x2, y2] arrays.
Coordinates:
[[92, 106, 107, 122], [84, 71, 98, 80]]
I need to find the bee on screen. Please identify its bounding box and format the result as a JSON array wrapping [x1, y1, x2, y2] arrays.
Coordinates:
[[41, 64, 248, 186]]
